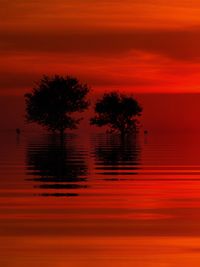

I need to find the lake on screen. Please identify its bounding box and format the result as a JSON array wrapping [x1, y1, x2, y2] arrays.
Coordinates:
[[1, 131, 200, 266]]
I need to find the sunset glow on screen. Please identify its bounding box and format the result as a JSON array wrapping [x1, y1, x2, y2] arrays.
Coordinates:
[[1, 0, 200, 94], [2, 2, 200, 267]]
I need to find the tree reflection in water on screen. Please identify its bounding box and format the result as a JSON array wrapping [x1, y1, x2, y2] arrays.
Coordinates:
[[93, 134, 141, 179], [26, 134, 88, 197]]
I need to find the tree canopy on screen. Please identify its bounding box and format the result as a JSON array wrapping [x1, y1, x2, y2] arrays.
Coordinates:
[[90, 92, 142, 135], [25, 75, 90, 134]]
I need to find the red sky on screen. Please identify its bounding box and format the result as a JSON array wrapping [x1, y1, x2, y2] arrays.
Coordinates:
[[1, 0, 200, 95], [1, 1, 200, 132]]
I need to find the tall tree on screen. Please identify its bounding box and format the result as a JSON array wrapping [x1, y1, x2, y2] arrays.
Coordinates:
[[25, 75, 90, 135], [90, 92, 142, 135]]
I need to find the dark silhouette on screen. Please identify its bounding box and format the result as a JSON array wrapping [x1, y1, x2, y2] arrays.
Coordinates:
[[16, 128, 21, 135], [16, 128, 21, 144], [144, 130, 148, 144], [90, 92, 142, 136], [25, 75, 90, 136], [93, 133, 141, 178], [26, 134, 88, 197]]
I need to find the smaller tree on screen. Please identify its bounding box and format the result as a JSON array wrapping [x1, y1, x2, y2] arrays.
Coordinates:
[[90, 92, 142, 135], [25, 75, 90, 135]]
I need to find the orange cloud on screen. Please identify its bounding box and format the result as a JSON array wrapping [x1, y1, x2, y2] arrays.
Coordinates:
[[1, 0, 200, 94]]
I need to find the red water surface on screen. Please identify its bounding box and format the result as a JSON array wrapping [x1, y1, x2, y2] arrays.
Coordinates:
[[1, 132, 200, 266]]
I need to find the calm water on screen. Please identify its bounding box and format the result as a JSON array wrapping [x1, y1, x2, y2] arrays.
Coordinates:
[[1, 132, 200, 266]]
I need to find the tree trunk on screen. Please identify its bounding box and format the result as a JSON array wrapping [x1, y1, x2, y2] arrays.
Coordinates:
[[60, 129, 64, 143], [120, 127, 125, 139]]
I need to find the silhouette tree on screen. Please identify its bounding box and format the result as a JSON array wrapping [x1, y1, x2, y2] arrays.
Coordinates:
[[90, 92, 142, 135], [25, 75, 90, 135]]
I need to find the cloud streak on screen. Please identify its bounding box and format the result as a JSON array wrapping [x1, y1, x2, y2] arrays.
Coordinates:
[[1, 0, 200, 94], [1, 27, 200, 61]]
